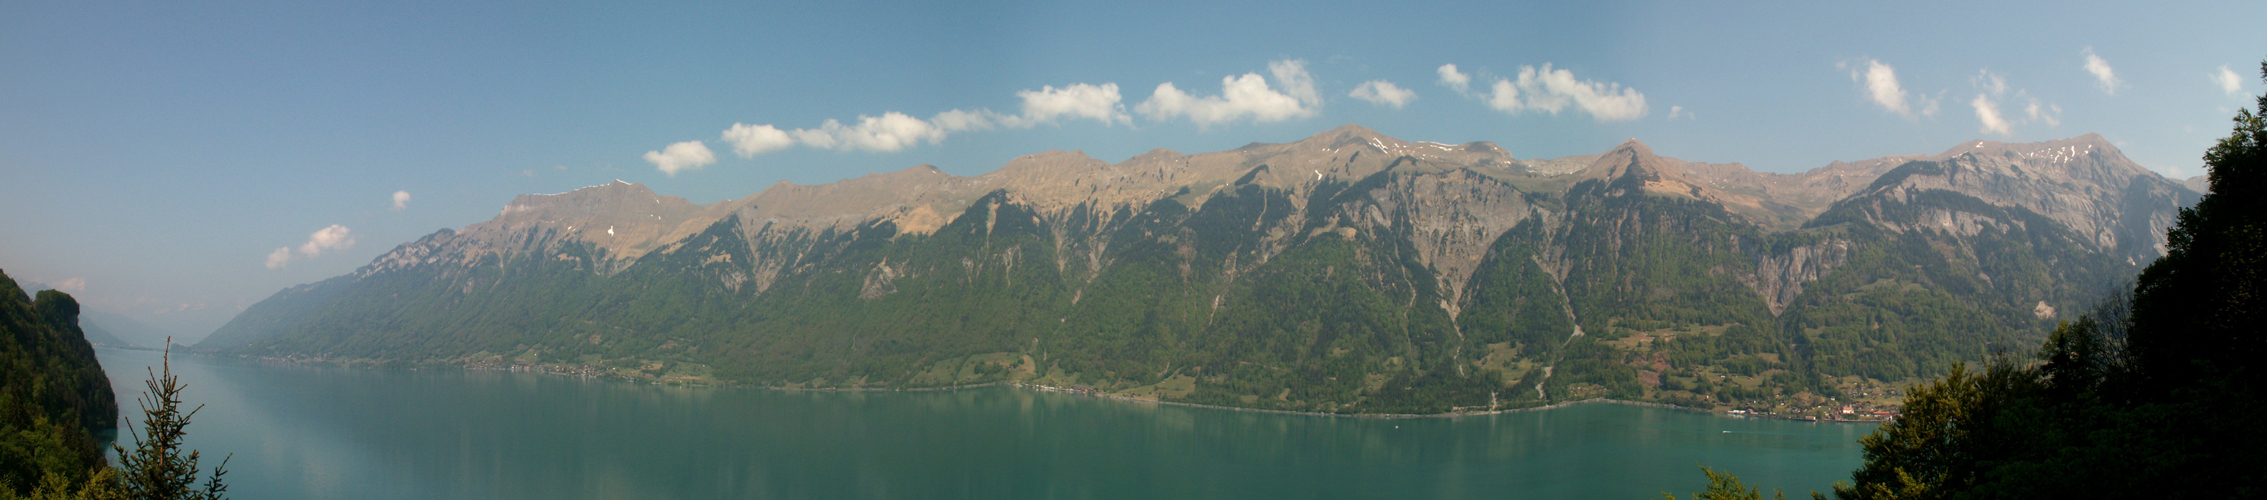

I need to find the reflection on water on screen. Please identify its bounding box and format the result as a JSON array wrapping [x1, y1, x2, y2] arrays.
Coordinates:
[[97, 347, 1873, 499]]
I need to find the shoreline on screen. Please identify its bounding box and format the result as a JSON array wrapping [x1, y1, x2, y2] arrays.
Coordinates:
[[157, 348, 1886, 423], [1010, 382, 1884, 423]]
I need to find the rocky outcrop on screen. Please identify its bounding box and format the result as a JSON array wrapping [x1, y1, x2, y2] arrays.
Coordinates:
[[860, 259, 902, 300], [1363, 169, 1539, 319], [1744, 239, 1853, 315]]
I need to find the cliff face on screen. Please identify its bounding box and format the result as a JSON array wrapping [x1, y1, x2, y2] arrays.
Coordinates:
[[201, 125, 2199, 414]]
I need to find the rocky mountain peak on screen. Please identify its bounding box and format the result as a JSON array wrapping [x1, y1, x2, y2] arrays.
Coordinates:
[[1574, 139, 1849, 229], [1905, 134, 2158, 192], [1611, 137, 1654, 155], [1299, 124, 1509, 158], [1295, 123, 1393, 148], [1127, 147, 1188, 162], [1864, 134, 2198, 258], [738, 162, 985, 235], [1586, 137, 1695, 188], [454, 180, 734, 270], [991, 150, 1108, 178], [492, 180, 709, 227]]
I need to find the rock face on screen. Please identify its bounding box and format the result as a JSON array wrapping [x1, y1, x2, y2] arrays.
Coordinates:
[[1859, 134, 2200, 261], [1744, 239, 1853, 316], [358, 180, 736, 279], [1362, 169, 1540, 319], [201, 125, 2201, 414]]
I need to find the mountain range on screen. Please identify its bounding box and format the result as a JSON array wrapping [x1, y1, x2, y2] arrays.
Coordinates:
[[196, 125, 2200, 415]]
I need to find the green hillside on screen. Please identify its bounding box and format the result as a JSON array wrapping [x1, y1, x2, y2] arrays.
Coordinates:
[[0, 269, 117, 495]]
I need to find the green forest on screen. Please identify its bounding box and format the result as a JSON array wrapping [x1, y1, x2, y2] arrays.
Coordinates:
[[0, 271, 113, 496]]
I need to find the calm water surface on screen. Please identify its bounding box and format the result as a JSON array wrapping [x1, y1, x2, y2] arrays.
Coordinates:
[[96, 347, 1873, 499]]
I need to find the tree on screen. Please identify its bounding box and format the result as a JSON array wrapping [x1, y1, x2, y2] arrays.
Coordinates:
[[1662, 467, 1795, 500], [110, 344, 227, 500], [1, 468, 119, 500], [1829, 358, 2043, 500], [2125, 60, 2267, 395]]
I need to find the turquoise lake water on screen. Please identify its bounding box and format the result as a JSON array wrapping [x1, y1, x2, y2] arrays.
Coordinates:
[[95, 347, 1873, 499]]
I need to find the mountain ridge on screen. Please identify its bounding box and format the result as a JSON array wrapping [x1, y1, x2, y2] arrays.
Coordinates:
[[200, 125, 2201, 416], [426, 126, 2185, 273]]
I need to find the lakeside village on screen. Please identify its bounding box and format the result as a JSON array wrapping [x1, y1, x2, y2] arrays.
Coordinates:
[[249, 353, 1907, 421], [1023, 382, 1902, 421], [234, 350, 1913, 420], [470, 354, 1907, 421]]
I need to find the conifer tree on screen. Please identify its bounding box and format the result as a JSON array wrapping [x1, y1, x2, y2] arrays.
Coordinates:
[[110, 343, 227, 500], [1661, 467, 1790, 500]]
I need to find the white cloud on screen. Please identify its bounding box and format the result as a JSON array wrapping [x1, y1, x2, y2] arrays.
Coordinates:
[[264, 247, 292, 269], [1485, 79, 1522, 113], [1970, 70, 2012, 136], [268, 224, 355, 269], [390, 190, 411, 211], [48, 277, 84, 292], [658, 62, 1326, 172], [1476, 63, 1648, 122], [2216, 65, 2247, 95], [1667, 105, 1691, 120], [1269, 60, 1320, 106], [722, 123, 794, 157], [643, 140, 717, 176], [1437, 64, 1471, 94], [1135, 59, 1322, 128], [698, 83, 1127, 165], [929, 109, 998, 132], [2082, 47, 2122, 95], [1975, 71, 2007, 96], [1010, 83, 1129, 126], [1972, 94, 2011, 136], [1349, 80, 1416, 108], [789, 112, 947, 152], [1968, 69, 2057, 136], [298, 224, 355, 257], [2024, 100, 2062, 128], [1854, 59, 1936, 118]]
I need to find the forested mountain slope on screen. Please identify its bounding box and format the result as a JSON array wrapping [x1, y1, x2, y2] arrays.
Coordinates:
[[199, 125, 2198, 415], [0, 269, 117, 493]]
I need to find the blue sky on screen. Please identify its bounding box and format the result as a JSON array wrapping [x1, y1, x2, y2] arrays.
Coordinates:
[[3, 0, 2262, 339]]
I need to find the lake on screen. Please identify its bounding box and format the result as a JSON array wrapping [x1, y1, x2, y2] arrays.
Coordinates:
[[95, 347, 1874, 499]]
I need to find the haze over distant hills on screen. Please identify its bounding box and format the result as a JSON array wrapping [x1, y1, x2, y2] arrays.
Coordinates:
[[197, 125, 2199, 415]]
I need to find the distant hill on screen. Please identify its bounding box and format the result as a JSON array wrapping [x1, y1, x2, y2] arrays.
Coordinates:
[[79, 311, 182, 349], [75, 314, 134, 348], [199, 125, 2199, 415], [2183, 173, 2210, 194]]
